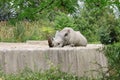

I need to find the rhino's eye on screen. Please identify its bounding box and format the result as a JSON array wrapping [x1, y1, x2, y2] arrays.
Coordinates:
[[64, 33, 68, 37], [58, 43, 60, 45]]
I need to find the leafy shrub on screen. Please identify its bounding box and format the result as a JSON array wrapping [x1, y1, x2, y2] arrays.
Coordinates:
[[104, 42, 120, 79], [74, 14, 100, 42], [54, 12, 76, 30], [41, 26, 55, 40], [99, 26, 120, 45], [99, 17, 120, 44]]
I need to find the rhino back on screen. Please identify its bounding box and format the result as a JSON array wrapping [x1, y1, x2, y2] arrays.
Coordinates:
[[68, 31, 87, 46], [75, 31, 87, 46]]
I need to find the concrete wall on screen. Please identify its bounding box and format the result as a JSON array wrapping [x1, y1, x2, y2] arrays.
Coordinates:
[[0, 42, 108, 78]]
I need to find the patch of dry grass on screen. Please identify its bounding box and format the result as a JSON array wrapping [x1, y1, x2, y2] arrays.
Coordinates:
[[0, 20, 55, 42]]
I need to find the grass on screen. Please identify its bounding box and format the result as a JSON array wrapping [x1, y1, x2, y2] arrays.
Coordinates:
[[0, 65, 106, 80], [0, 20, 55, 42], [104, 42, 120, 80], [0, 66, 80, 80], [0, 59, 110, 80]]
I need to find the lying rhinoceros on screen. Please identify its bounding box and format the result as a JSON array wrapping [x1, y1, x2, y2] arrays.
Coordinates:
[[48, 27, 87, 47]]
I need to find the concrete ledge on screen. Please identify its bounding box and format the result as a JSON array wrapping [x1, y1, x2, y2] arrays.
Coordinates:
[[0, 41, 107, 78]]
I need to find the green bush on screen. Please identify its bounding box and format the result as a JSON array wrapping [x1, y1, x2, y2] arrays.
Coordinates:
[[99, 16, 120, 44], [104, 42, 120, 79], [74, 14, 100, 42], [54, 12, 76, 30]]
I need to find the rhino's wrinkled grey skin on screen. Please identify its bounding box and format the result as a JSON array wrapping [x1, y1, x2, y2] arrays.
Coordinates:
[[48, 27, 87, 47], [52, 31, 64, 47]]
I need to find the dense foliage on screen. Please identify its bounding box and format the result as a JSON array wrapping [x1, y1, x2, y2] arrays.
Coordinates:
[[99, 17, 120, 44], [53, 0, 120, 43], [0, 0, 78, 21], [104, 43, 120, 80], [0, 0, 120, 43]]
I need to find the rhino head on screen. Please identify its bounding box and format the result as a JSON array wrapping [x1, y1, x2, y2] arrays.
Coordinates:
[[48, 31, 65, 47], [48, 29, 71, 47]]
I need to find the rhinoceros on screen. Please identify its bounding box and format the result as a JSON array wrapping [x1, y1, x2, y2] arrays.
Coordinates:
[[48, 27, 87, 47]]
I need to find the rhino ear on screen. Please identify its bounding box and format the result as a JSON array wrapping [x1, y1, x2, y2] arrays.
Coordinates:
[[64, 29, 70, 37]]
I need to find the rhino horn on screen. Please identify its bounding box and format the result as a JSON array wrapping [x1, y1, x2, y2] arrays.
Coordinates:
[[48, 37, 54, 47]]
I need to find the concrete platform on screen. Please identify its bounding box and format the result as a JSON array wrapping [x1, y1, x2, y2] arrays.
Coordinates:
[[0, 41, 107, 78]]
